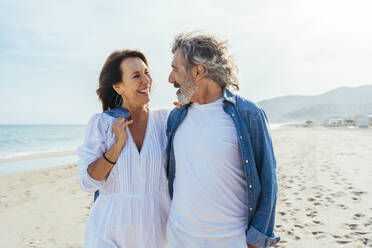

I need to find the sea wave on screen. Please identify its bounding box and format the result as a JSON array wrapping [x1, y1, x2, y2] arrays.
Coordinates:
[[0, 148, 77, 160], [0, 124, 85, 160]]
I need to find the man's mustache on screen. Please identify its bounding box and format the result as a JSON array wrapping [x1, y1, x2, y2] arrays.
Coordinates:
[[173, 82, 181, 88]]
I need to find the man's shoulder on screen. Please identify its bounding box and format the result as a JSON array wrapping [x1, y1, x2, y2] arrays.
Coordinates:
[[234, 93, 262, 116], [166, 107, 187, 135]]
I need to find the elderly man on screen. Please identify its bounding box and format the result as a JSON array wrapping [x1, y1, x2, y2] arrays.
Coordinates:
[[166, 32, 280, 248]]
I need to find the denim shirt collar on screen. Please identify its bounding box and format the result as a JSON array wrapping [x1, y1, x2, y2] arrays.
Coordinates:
[[222, 88, 237, 106], [103, 106, 131, 119]]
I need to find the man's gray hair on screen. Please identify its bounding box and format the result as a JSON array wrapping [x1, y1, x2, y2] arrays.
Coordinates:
[[171, 32, 240, 90]]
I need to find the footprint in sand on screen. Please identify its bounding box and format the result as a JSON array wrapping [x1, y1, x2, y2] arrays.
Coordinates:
[[343, 234, 352, 239], [331, 191, 346, 198], [352, 191, 366, 196], [350, 231, 369, 235], [287, 230, 301, 241], [337, 204, 348, 210], [343, 223, 358, 230], [353, 213, 366, 220], [360, 237, 371, 246], [313, 232, 327, 240], [363, 218, 372, 227], [313, 220, 324, 225], [325, 196, 335, 203], [311, 231, 324, 235], [25, 238, 44, 248], [336, 240, 351, 244], [306, 210, 318, 217]]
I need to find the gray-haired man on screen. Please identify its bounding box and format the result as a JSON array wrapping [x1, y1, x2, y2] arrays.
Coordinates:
[[166, 32, 280, 248]]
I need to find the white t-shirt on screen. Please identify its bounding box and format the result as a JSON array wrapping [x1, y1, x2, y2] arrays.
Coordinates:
[[169, 98, 248, 238]]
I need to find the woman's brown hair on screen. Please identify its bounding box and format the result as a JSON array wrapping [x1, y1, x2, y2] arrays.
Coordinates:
[[96, 50, 148, 111]]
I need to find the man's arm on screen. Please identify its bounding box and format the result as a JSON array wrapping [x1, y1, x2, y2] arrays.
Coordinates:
[[245, 107, 280, 247]]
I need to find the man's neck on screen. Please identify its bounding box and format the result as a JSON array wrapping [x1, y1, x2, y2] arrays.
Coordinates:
[[191, 79, 223, 104]]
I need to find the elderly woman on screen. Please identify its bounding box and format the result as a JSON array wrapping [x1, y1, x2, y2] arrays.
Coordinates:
[[77, 50, 170, 248]]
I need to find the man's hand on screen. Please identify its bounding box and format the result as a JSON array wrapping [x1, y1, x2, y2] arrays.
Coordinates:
[[173, 101, 183, 109], [247, 243, 258, 248]]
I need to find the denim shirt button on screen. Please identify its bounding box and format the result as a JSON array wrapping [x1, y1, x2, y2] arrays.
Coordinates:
[[232, 113, 235, 117], [249, 208, 253, 211], [239, 136, 242, 139], [245, 160, 248, 163], [249, 185, 253, 188]]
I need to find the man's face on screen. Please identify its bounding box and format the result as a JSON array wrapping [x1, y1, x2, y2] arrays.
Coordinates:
[[168, 49, 198, 105]]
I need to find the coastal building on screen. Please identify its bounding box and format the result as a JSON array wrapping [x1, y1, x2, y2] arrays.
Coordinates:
[[304, 120, 314, 127], [343, 118, 356, 126], [324, 118, 344, 127], [357, 115, 372, 128]]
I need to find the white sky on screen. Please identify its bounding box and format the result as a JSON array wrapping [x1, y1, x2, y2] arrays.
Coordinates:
[[1, 0, 371, 124]]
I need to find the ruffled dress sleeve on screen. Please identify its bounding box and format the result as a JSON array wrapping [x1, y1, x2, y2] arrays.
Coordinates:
[[77, 113, 108, 193]]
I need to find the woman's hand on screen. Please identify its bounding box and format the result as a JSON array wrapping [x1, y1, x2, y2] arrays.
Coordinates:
[[112, 117, 133, 148], [87, 117, 132, 181]]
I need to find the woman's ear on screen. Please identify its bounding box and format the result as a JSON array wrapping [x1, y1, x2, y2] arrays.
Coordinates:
[[112, 83, 122, 94]]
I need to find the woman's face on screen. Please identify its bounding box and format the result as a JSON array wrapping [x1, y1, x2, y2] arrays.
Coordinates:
[[114, 57, 152, 107]]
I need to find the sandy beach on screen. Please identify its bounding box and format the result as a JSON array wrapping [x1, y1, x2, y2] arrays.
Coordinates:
[[273, 127, 372, 247], [0, 127, 371, 247]]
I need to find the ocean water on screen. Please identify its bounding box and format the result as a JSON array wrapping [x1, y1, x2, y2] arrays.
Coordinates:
[[0, 122, 283, 174], [0, 123, 284, 159], [0, 124, 86, 159]]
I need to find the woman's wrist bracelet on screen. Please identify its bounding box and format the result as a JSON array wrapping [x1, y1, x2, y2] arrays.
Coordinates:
[[103, 152, 116, 165]]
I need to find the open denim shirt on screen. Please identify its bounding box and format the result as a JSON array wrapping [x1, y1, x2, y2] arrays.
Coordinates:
[[166, 89, 280, 248]]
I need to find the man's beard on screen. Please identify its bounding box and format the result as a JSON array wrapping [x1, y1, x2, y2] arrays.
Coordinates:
[[176, 76, 198, 105]]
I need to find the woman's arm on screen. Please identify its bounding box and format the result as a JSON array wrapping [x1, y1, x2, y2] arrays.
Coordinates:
[[87, 117, 132, 181]]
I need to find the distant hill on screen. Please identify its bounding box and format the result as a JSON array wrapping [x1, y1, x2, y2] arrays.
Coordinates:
[[258, 85, 372, 124]]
